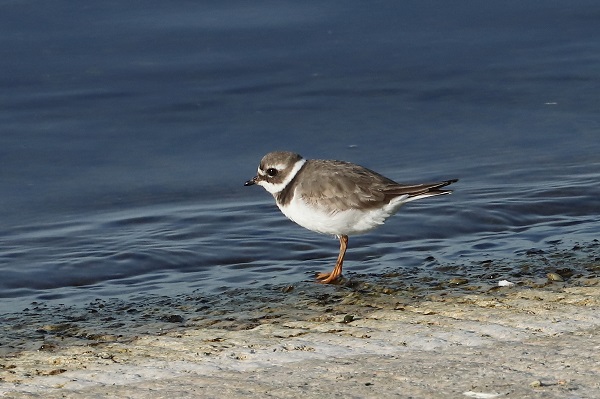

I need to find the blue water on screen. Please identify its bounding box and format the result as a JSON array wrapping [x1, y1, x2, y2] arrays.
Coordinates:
[[1, 1, 599, 314]]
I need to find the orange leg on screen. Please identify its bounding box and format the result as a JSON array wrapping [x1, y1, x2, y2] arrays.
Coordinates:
[[316, 235, 348, 284]]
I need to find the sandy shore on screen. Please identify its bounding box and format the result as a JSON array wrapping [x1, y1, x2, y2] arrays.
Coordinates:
[[2, 279, 599, 398]]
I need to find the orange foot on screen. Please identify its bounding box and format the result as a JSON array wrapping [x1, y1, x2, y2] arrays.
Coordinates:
[[316, 271, 342, 284], [316, 235, 347, 284]]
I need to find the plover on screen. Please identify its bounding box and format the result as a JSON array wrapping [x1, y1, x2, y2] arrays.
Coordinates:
[[244, 151, 457, 284]]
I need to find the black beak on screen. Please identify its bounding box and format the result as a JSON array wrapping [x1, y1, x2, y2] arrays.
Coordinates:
[[244, 176, 257, 186]]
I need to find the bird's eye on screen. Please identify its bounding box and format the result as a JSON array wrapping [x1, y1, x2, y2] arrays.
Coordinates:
[[266, 168, 278, 177]]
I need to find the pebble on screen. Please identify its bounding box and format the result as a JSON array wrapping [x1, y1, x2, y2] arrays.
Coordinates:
[[498, 280, 515, 287], [547, 273, 564, 282], [530, 380, 543, 388]]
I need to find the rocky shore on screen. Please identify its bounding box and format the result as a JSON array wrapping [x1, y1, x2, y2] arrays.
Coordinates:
[[2, 270, 599, 399]]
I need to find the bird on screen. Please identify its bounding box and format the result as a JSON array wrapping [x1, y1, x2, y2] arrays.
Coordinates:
[[244, 151, 457, 284]]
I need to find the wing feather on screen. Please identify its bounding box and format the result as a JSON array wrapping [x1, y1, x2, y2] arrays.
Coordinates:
[[297, 159, 457, 212]]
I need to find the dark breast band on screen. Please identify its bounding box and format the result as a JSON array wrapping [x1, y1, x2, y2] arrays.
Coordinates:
[[276, 161, 307, 206]]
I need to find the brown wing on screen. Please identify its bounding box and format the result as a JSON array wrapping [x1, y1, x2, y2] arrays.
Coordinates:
[[295, 160, 456, 212]]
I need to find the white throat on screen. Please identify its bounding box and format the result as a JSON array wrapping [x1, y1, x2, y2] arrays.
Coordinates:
[[259, 158, 306, 195]]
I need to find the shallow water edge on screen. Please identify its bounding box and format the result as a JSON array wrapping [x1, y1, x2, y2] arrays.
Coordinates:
[[1, 239, 597, 360]]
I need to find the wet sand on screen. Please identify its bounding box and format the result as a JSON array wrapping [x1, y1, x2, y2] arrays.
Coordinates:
[[2, 283, 599, 398]]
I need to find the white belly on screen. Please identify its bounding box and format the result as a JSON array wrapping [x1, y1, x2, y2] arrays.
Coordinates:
[[278, 195, 408, 236]]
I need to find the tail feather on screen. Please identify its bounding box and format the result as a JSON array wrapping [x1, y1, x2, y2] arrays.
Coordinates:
[[385, 178, 458, 203]]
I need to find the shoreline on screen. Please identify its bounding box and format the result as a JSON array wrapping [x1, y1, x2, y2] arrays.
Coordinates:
[[2, 279, 599, 398]]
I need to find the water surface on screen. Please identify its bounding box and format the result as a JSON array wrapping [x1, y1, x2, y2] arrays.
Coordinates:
[[1, 1, 599, 315]]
